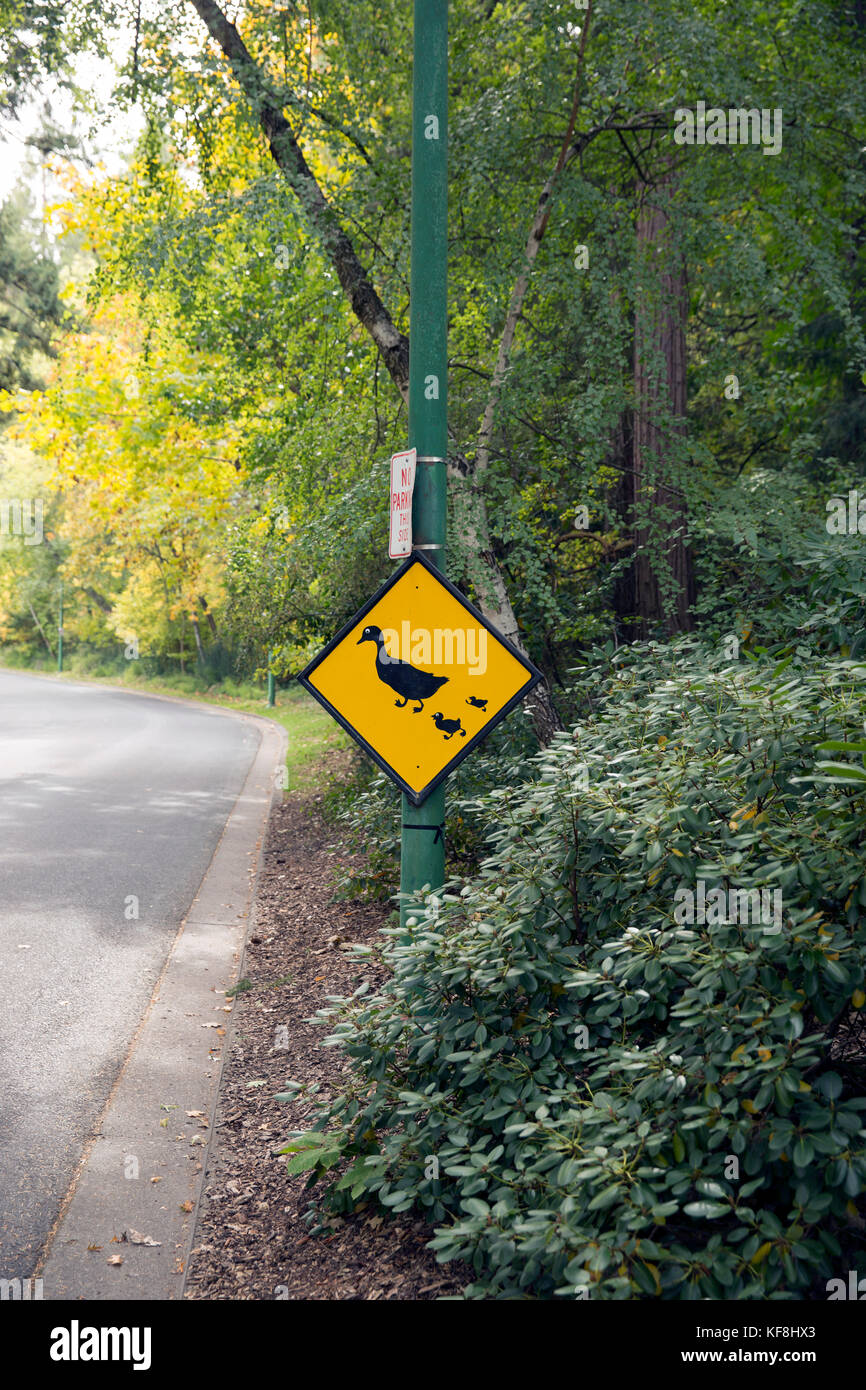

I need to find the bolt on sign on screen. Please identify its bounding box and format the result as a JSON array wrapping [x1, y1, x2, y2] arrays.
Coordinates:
[[388, 448, 416, 559], [298, 552, 542, 804]]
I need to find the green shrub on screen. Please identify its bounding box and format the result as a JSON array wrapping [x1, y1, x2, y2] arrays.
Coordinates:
[[168, 673, 198, 693], [285, 640, 866, 1299]]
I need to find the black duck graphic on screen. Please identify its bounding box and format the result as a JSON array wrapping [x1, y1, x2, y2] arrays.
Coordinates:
[[432, 711, 466, 740], [465, 696, 488, 711], [357, 624, 448, 711]]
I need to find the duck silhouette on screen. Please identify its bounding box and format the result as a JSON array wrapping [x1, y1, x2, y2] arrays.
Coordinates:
[[432, 711, 466, 740], [466, 696, 488, 711], [357, 625, 449, 711]]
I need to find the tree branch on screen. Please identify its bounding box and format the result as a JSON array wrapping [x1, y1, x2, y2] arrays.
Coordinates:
[[186, 0, 409, 394]]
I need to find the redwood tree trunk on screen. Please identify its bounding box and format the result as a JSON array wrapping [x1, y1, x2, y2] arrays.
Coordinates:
[[609, 409, 635, 636], [630, 174, 695, 637]]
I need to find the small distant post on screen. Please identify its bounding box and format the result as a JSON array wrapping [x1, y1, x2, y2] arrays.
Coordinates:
[[267, 650, 276, 708], [57, 582, 63, 674]]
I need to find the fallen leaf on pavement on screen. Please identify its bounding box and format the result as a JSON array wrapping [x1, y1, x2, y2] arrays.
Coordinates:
[[124, 1229, 161, 1246]]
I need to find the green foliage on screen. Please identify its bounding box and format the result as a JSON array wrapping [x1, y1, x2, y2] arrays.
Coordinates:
[[0, 185, 65, 392], [691, 470, 866, 656], [0, 0, 115, 113], [35, 0, 864, 674], [288, 638, 866, 1298]]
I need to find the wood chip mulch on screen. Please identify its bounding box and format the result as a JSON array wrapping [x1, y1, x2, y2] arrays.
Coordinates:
[[183, 769, 468, 1301]]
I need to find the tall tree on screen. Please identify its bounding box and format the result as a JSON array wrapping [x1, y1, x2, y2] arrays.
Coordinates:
[[629, 169, 695, 635], [184, 0, 566, 739]]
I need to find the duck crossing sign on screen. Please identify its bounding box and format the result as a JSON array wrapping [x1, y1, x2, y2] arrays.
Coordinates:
[[298, 552, 542, 805]]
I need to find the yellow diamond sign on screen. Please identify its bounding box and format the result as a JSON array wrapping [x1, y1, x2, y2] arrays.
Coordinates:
[[298, 553, 542, 804]]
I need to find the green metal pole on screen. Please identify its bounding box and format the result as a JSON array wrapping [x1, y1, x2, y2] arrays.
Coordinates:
[[267, 649, 276, 708], [400, 0, 448, 928], [57, 582, 63, 674]]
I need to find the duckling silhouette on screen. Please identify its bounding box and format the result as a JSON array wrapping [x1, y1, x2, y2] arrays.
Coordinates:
[[432, 711, 466, 740], [357, 625, 448, 712], [465, 696, 488, 711]]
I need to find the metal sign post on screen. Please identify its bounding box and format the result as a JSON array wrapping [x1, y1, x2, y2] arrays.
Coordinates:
[[267, 650, 276, 708], [402, 0, 449, 926]]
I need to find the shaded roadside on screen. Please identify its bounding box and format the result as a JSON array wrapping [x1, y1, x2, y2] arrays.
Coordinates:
[[183, 764, 468, 1300]]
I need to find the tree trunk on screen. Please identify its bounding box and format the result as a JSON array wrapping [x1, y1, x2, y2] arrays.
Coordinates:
[[198, 594, 218, 636], [449, 456, 562, 739], [188, 0, 409, 393], [28, 600, 54, 657], [608, 410, 636, 637], [191, 615, 206, 665], [84, 585, 113, 614], [630, 173, 695, 637]]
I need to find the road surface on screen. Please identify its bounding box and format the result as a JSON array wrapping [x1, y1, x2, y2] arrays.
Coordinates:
[[0, 671, 261, 1279]]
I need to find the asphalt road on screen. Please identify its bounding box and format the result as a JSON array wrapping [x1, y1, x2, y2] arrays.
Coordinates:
[[0, 672, 261, 1278]]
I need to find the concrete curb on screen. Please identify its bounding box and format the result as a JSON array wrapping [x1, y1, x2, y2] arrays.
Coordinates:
[[37, 710, 287, 1301]]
